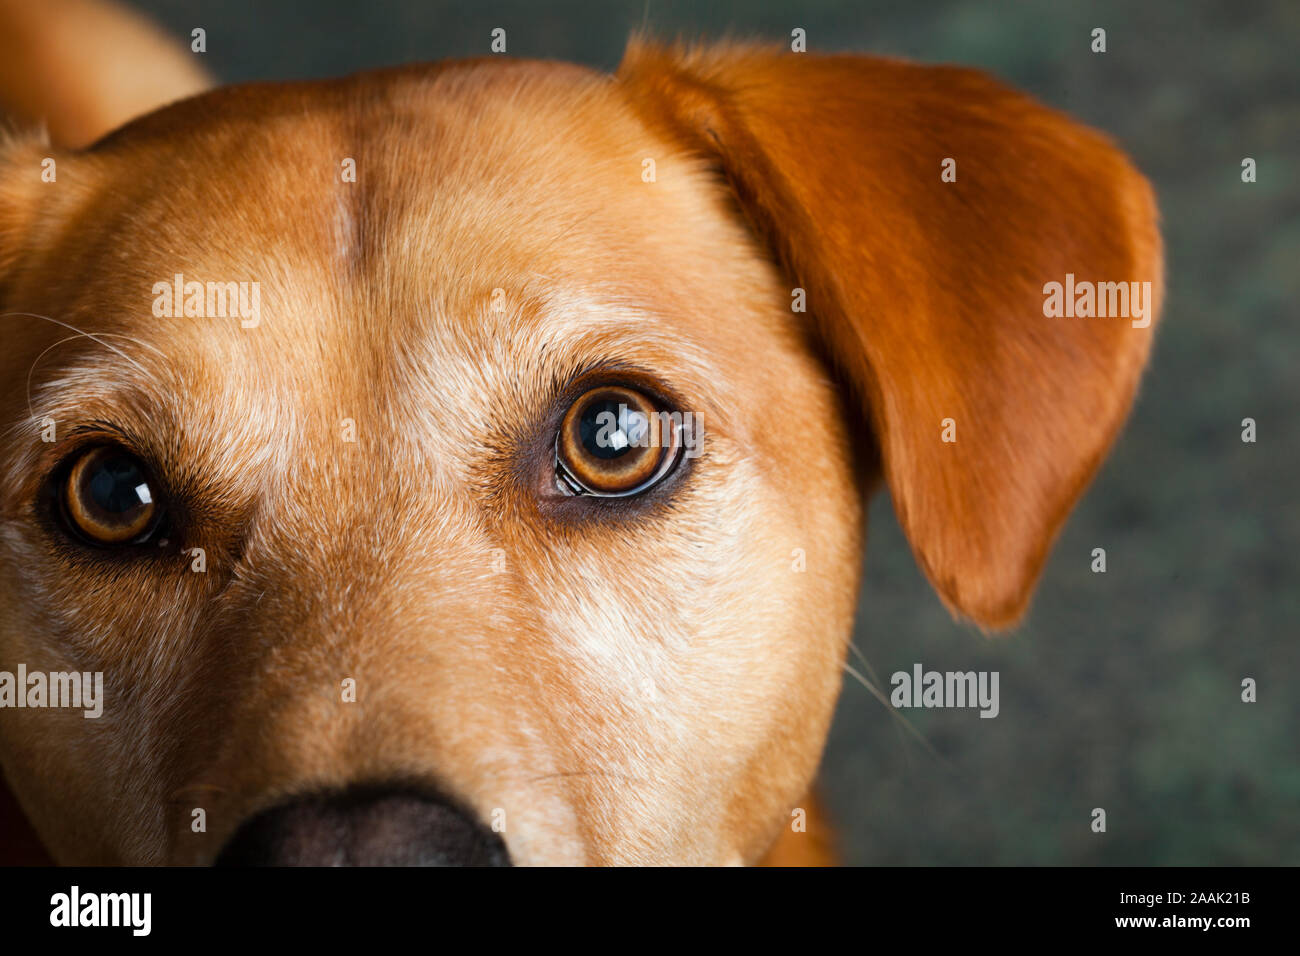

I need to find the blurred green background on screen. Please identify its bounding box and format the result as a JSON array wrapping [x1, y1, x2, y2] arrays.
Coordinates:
[[134, 0, 1299, 864]]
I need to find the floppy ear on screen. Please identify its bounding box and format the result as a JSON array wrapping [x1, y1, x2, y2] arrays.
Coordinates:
[[0, 0, 212, 149], [618, 41, 1163, 629]]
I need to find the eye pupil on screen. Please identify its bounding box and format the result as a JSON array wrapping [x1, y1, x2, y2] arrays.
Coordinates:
[[579, 400, 648, 460], [88, 455, 150, 514]]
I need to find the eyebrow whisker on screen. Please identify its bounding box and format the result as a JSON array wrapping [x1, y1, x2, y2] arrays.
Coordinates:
[[2, 312, 166, 422]]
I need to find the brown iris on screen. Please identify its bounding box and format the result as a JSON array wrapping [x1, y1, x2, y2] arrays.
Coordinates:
[[63, 445, 160, 544], [555, 386, 682, 497]]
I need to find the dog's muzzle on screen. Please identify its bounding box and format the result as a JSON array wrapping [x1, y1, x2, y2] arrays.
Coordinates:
[[214, 785, 511, 866]]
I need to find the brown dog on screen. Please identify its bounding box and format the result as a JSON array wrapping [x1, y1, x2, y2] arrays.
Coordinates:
[[0, 2, 1161, 865]]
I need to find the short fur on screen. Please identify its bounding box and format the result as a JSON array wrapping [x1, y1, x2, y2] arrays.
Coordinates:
[[0, 3, 1161, 865]]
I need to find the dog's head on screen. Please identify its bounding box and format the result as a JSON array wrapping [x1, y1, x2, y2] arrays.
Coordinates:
[[0, 43, 1160, 864]]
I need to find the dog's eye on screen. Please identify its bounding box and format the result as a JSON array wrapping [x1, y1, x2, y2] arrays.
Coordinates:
[[555, 385, 683, 497], [60, 445, 163, 545]]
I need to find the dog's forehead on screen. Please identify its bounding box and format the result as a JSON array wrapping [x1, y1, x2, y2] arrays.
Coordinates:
[[26, 62, 781, 500], [92, 60, 722, 334], [91, 63, 750, 362]]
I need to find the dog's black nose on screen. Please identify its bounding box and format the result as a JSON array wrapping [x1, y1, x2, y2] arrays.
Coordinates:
[[214, 785, 510, 866]]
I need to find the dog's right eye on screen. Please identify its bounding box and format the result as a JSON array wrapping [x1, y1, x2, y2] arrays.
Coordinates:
[[58, 445, 164, 546], [554, 385, 684, 497]]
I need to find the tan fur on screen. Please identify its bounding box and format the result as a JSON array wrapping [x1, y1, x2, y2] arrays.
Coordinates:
[[0, 7, 1160, 866]]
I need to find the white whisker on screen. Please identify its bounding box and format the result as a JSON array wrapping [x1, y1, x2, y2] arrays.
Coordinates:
[[843, 656, 951, 769], [3, 312, 166, 422]]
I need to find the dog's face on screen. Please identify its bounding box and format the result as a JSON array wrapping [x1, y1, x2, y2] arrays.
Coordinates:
[[0, 47, 1161, 865]]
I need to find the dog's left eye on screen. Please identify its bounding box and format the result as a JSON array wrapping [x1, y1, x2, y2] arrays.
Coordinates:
[[554, 385, 683, 497], [58, 445, 164, 546]]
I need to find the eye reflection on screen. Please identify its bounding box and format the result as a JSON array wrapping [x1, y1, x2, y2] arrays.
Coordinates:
[[579, 399, 649, 459]]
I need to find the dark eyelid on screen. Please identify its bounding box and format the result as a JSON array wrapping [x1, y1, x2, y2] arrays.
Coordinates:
[[33, 421, 152, 472], [549, 364, 690, 421]]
